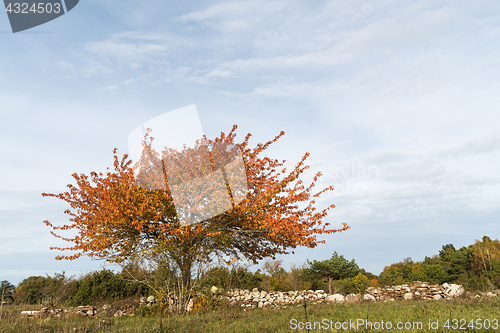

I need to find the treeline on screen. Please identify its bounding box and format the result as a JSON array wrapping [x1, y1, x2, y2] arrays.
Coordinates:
[[379, 236, 500, 291], [0, 265, 151, 307], [1, 236, 499, 306], [202, 236, 500, 294]]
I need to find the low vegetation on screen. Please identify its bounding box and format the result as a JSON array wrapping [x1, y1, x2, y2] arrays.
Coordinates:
[[1, 293, 499, 332], [1, 235, 499, 331]]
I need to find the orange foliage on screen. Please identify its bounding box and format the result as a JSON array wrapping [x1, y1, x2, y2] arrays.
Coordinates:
[[42, 125, 349, 271]]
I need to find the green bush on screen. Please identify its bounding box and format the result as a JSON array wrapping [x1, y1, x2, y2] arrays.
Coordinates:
[[350, 272, 369, 294], [200, 267, 232, 290], [136, 304, 160, 317], [379, 265, 405, 286], [0, 280, 16, 303], [40, 272, 69, 306], [302, 252, 360, 294], [199, 266, 263, 291], [484, 270, 500, 289], [13, 276, 47, 304], [66, 268, 150, 306], [233, 268, 263, 291]]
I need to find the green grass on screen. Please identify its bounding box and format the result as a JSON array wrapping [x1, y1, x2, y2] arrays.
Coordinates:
[[1, 296, 499, 332]]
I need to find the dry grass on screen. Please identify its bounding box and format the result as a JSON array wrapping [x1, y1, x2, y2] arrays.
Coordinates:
[[0, 295, 499, 332]]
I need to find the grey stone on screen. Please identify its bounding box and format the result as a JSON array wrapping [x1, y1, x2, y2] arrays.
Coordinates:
[[345, 293, 361, 303], [113, 310, 124, 317], [447, 284, 464, 297], [325, 294, 344, 303]]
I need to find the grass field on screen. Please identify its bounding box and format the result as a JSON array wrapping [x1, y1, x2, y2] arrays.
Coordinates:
[[0, 295, 499, 332]]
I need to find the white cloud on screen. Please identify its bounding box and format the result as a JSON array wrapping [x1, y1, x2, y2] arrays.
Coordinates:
[[177, 0, 286, 24], [58, 61, 74, 70], [100, 85, 119, 93], [84, 32, 169, 66]]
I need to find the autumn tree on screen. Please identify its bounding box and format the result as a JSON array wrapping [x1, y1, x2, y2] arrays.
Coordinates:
[[470, 236, 500, 274], [349, 272, 369, 294], [380, 258, 419, 285], [408, 262, 428, 282], [302, 251, 360, 294], [42, 125, 349, 310], [288, 263, 309, 291], [382, 255, 448, 286], [379, 265, 405, 286], [261, 259, 291, 291]]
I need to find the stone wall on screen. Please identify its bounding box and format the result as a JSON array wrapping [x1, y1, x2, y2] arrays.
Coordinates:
[[20, 282, 499, 316], [225, 288, 330, 309], [221, 281, 480, 309], [365, 282, 465, 301], [21, 306, 96, 317]]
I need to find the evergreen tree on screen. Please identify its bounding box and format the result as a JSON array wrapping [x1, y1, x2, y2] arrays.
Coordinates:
[[303, 252, 360, 294], [0, 281, 15, 303]]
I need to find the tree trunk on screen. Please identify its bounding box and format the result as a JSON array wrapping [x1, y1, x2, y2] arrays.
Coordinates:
[[328, 277, 332, 294], [178, 258, 192, 312], [181, 265, 191, 291]]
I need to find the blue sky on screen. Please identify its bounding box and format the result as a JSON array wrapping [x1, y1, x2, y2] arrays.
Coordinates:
[[1, 0, 500, 286]]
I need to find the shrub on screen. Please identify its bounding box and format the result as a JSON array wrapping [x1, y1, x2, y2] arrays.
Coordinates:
[[379, 265, 405, 287], [350, 273, 369, 294], [0, 280, 15, 303], [261, 259, 292, 291], [302, 252, 360, 294], [369, 278, 380, 287], [191, 292, 229, 313], [335, 278, 357, 295], [199, 267, 231, 290], [232, 268, 263, 291], [66, 268, 149, 306], [13, 276, 46, 304], [136, 304, 160, 317], [199, 266, 263, 291], [287, 264, 308, 291]]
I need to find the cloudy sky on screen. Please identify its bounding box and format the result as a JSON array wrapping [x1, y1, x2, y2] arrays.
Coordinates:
[[1, 0, 500, 285]]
